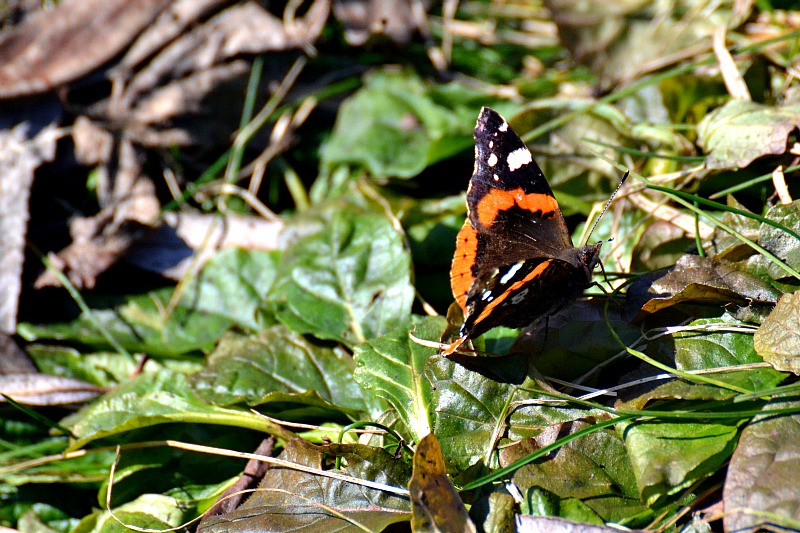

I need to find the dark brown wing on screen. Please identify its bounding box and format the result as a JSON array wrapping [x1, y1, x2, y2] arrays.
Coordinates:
[[450, 107, 573, 313]]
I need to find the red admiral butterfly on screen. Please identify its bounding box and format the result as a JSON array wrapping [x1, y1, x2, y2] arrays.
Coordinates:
[[443, 107, 609, 355]]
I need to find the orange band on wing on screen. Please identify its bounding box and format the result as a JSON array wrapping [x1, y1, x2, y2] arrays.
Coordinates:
[[470, 260, 552, 326], [450, 220, 478, 312], [475, 188, 558, 227]]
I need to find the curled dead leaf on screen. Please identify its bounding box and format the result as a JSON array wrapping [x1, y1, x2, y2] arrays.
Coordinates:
[[754, 292, 800, 374], [629, 254, 781, 320]]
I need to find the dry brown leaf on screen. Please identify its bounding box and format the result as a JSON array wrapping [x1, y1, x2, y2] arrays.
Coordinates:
[[409, 433, 476, 533], [121, 0, 330, 106], [629, 254, 781, 320], [0, 334, 36, 374], [0, 0, 172, 98], [334, 0, 426, 46], [0, 113, 59, 333], [112, 0, 228, 76], [35, 140, 160, 290], [126, 211, 284, 280], [0, 373, 103, 406]]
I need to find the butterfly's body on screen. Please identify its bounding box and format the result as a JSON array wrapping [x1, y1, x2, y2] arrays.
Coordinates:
[[444, 107, 601, 355]]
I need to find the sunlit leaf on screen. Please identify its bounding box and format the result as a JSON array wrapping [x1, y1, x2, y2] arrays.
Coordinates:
[[409, 433, 476, 532], [723, 397, 800, 532], [754, 292, 800, 374], [620, 418, 740, 505], [198, 439, 411, 533], [18, 249, 280, 357], [319, 70, 477, 181], [631, 254, 781, 318], [427, 351, 603, 471], [697, 100, 800, 169], [269, 196, 413, 347], [191, 327, 374, 416], [353, 317, 439, 444], [60, 369, 270, 450], [504, 424, 643, 523], [72, 494, 190, 533], [756, 200, 800, 280]]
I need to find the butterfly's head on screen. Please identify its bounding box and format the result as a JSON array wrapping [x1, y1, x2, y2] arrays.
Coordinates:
[[577, 242, 603, 279]]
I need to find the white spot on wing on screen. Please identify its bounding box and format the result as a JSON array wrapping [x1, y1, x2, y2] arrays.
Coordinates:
[[507, 147, 532, 171], [487, 153, 498, 167], [481, 291, 494, 302], [499, 262, 524, 284], [488, 140, 494, 149], [499, 121, 508, 132], [493, 174, 500, 181]]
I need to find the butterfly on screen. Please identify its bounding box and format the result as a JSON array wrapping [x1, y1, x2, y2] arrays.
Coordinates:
[[443, 107, 607, 355]]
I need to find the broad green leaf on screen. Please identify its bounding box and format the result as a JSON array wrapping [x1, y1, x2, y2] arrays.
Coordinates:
[[27, 345, 140, 387], [664, 316, 786, 392], [504, 424, 643, 523], [269, 197, 413, 347], [198, 439, 411, 533], [72, 494, 189, 533], [1, 448, 114, 486], [60, 369, 274, 450], [18, 249, 280, 357], [178, 248, 280, 332], [353, 317, 439, 444], [723, 397, 800, 532], [620, 418, 740, 505], [754, 292, 800, 374], [697, 100, 800, 169], [428, 352, 602, 472], [319, 70, 477, 181], [190, 327, 374, 416], [18, 504, 77, 533], [409, 434, 476, 532]]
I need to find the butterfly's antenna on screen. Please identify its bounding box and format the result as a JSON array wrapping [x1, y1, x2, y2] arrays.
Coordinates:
[[586, 171, 629, 243]]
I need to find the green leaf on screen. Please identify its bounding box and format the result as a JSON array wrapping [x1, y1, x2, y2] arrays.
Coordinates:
[[190, 327, 374, 416], [723, 397, 800, 532], [178, 248, 280, 332], [504, 424, 643, 523], [668, 316, 786, 391], [18, 504, 77, 533], [60, 369, 274, 450], [269, 196, 413, 347], [197, 439, 411, 533], [319, 70, 476, 180], [72, 494, 190, 533], [697, 100, 800, 169], [620, 418, 740, 505], [27, 345, 141, 387], [754, 292, 800, 374], [353, 317, 439, 444], [18, 249, 280, 358], [428, 352, 603, 472]]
